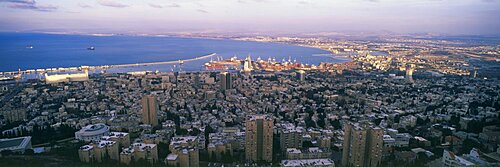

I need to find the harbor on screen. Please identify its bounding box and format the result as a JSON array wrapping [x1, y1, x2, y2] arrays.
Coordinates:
[[0, 53, 217, 81]]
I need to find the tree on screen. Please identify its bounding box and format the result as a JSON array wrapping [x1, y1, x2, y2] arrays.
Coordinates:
[[394, 115, 401, 123], [157, 142, 170, 160], [450, 115, 460, 127], [305, 117, 315, 128], [175, 126, 188, 136], [1, 150, 13, 156], [302, 141, 314, 148], [466, 120, 486, 133], [24, 149, 35, 155], [460, 139, 482, 155], [374, 118, 383, 126], [189, 128, 201, 136], [204, 125, 215, 147], [330, 119, 341, 130], [416, 117, 428, 125], [210, 151, 217, 162], [273, 134, 281, 162]]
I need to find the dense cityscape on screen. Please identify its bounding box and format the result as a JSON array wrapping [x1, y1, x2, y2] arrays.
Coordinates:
[[0, 33, 499, 167], [0, 0, 499, 167]]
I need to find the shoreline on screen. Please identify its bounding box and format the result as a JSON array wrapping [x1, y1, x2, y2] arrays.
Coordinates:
[[0, 32, 350, 74], [0, 53, 217, 76]]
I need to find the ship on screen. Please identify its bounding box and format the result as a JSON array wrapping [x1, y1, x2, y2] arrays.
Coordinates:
[[26, 45, 33, 49], [87, 46, 95, 50], [204, 59, 241, 70], [204, 63, 225, 70]]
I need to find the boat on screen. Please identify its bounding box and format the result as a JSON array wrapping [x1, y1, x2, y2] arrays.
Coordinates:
[[87, 47, 95, 50], [26, 45, 33, 49]]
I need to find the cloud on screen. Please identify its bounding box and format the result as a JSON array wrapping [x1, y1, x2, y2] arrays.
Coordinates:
[[0, 0, 34, 3], [197, 9, 208, 13], [65, 10, 80, 13], [167, 3, 181, 8], [78, 3, 92, 8], [0, 0, 57, 12], [149, 3, 180, 8], [149, 3, 162, 8], [97, 0, 128, 8], [237, 0, 272, 3], [298, 0, 309, 5], [7, 3, 57, 11]]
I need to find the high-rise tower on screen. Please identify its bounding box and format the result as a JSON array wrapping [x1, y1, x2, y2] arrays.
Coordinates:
[[406, 64, 415, 81], [296, 70, 306, 81], [141, 95, 159, 126], [219, 72, 232, 90], [472, 67, 478, 78], [342, 122, 383, 167], [243, 55, 254, 72], [245, 115, 274, 162]]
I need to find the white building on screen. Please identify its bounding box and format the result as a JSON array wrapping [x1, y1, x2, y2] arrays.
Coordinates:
[[281, 158, 335, 167], [243, 55, 254, 72], [45, 70, 89, 84], [383, 135, 396, 147], [442, 150, 475, 167], [394, 133, 412, 147], [75, 123, 110, 142]]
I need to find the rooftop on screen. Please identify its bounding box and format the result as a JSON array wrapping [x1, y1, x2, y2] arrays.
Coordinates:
[[79, 145, 94, 151], [0, 138, 25, 149], [248, 114, 272, 121], [166, 154, 178, 161], [281, 158, 334, 167], [132, 142, 156, 152], [170, 136, 197, 146], [0, 136, 31, 151], [78, 123, 109, 132], [96, 140, 116, 148]]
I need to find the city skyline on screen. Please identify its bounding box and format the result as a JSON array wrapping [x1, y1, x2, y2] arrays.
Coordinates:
[[0, 1, 499, 167], [0, 0, 499, 35]]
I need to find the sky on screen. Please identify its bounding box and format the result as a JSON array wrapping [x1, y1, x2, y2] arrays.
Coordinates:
[[0, 0, 499, 35]]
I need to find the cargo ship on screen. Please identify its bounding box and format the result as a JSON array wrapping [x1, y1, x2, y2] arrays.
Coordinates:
[[204, 56, 242, 70], [204, 63, 225, 70]]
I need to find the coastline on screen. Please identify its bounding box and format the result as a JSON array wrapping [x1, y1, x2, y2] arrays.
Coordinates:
[[3, 31, 347, 57], [0, 32, 350, 74]]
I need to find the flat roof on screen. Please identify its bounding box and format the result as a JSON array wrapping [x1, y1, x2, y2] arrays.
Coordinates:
[[0, 136, 31, 151], [166, 154, 178, 161], [281, 159, 334, 167], [0, 138, 24, 149], [82, 124, 108, 132]]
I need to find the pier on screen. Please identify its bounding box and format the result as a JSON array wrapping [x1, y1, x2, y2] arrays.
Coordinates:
[[109, 53, 216, 68], [1, 53, 217, 76]]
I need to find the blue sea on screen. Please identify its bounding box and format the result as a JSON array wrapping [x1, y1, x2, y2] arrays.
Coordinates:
[[0, 33, 349, 73]]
